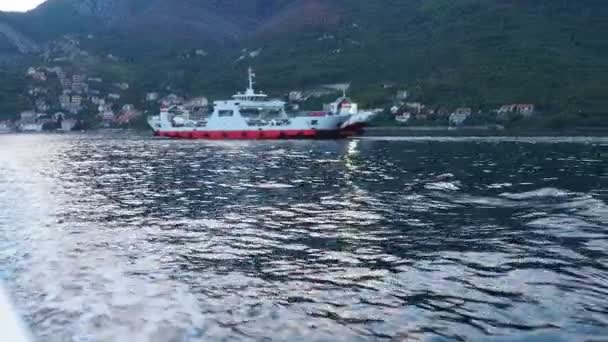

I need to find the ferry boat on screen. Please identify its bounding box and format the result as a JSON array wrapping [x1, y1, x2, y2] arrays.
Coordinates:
[[148, 69, 353, 140]]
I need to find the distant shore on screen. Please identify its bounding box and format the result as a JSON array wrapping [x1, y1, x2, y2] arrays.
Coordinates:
[[366, 126, 608, 137]]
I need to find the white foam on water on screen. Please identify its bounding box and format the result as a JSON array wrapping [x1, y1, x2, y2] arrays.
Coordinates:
[[500, 188, 574, 200]]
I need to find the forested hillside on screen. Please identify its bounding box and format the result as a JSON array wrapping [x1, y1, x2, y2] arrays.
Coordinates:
[[0, 0, 606, 123]]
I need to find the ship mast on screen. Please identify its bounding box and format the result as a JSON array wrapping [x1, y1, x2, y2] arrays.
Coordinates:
[[248, 67, 255, 92]]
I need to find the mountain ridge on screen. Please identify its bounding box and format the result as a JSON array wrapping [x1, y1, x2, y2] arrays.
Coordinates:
[[0, 0, 343, 45]]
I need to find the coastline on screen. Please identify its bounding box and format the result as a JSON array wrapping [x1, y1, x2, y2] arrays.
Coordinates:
[[365, 126, 608, 137]]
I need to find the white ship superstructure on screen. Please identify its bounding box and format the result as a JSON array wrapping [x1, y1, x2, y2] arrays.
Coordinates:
[[323, 93, 380, 136]]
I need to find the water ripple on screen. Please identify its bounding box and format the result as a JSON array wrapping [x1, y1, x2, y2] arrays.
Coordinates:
[[0, 134, 607, 341]]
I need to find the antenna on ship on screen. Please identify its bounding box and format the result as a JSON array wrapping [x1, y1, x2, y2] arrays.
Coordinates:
[[248, 67, 255, 92], [338, 83, 350, 98]]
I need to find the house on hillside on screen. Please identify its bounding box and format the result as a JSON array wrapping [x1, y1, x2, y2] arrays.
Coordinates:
[[122, 104, 135, 112], [115, 83, 130, 90], [73, 74, 84, 84], [249, 49, 262, 58], [289, 91, 304, 102], [146, 92, 159, 101], [395, 112, 411, 123], [415, 113, 428, 121], [116, 111, 141, 125], [449, 108, 472, 126], [56, 70, 67, 83], [100, 109, 115, 122], [515, 104, 535, 117], [33, 71, 47, 82], [497, 103, 536, 118], [396, 90, 409, 101], [28, 87, 47, 96], [35, 100, 50, 112], [405, 102, 425, 114], [20, 111, 37, 123], [90, 96, 102, 105], [71, 95, 82, 106], [72, 75, 86, 93], [59, 94, 70, 109], [26, 67, 46, 81], [163, 94, 184, 105], [108, 93, 121, 100], [186, 97, 208, 108], [61, 78, 73, 90], [98, 102, 111, 113]]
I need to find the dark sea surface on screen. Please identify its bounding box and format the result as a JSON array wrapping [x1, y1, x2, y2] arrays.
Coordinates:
[[0, 133, 607, 342]]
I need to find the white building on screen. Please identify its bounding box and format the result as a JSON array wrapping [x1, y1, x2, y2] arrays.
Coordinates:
[[186, 97, 208, 108], [395, 112, 411, 123], [100, 110, 115, 121], [98, 103, 110, 113], [73, 74, 84, 84], [497, 104, 536, 118], [35, 100, 49, 112], [20, 111, 36, 122], [249, 49, 262, 58], [71, 95, 83, 106], [122, 104, 135, 112], [289, 91, 304, 102], [59, 94, 71, 109], [61, 79, 73, 89], [164, 94, 183, 105], [146, 92, 159, 101], [396, 90, 409, 100], [405, 102, 425, 113], [449, 108, 472, 126], [519, 105, 535, 117], [108, 93, 121, 100], [90, 96, 102, 105], [115, 83, 130, 90]]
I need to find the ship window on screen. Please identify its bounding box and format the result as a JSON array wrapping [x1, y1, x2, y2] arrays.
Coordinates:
[[311, 120, 318, 126], [218, 110, 234, 117]]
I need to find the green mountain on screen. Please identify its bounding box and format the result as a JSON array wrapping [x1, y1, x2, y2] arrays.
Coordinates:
[[1, 0, 607, 124]]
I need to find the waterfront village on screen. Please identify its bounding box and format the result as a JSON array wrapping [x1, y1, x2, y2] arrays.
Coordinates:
[[1, 64, 537, 133]]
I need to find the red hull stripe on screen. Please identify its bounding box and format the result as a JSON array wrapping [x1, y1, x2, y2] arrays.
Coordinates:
[[156, 130, 346, 140]]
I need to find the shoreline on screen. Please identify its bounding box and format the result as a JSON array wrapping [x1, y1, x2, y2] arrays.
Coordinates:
[[366, 126, 608, 137]]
